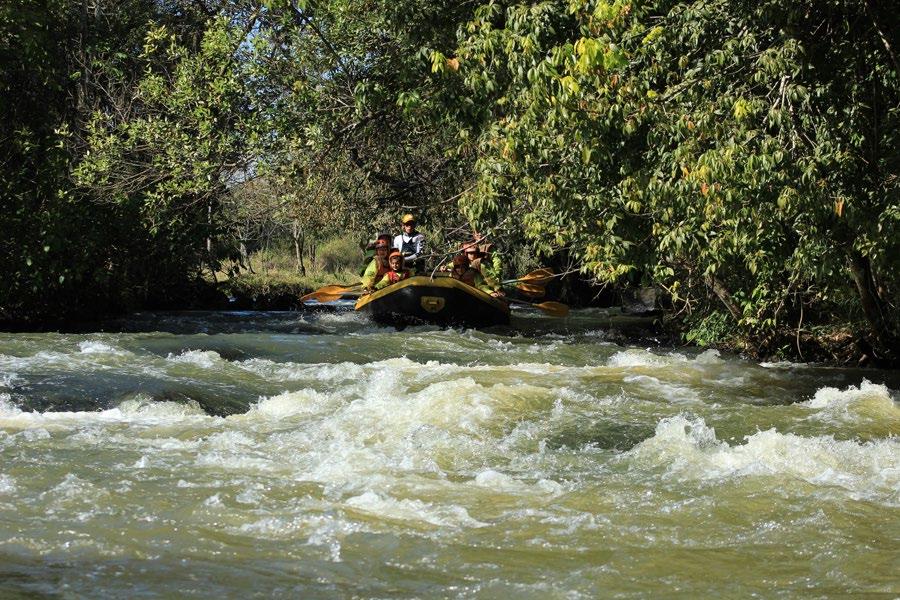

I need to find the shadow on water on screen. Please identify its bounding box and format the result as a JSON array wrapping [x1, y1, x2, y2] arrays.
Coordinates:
[[543, 420, 657, 452], [21, 305, 661, 339], [10, 383, 248, 417]]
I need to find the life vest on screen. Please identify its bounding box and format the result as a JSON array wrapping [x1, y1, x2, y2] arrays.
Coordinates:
[[397, 232, 423, 258], [370, 258, 390, 285], [452, 267, 479, 287], [386, 269, 411, 284]]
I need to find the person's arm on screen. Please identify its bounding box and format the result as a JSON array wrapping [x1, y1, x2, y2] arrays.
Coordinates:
[[361, 260, 378, 289], [473, 271, 493, 294], [392, 235, 402, 252], [401, 233, 425, 262], [374, 275, 391, 290], [481, 254, 502, 288], [412, 233, 425, 261]]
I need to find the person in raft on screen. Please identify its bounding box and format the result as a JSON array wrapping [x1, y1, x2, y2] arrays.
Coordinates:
[[449, 253, 504, 297], [374, 249, 413, 290], [362, 231, 393, 265], [361, 237, 391, 291], [393, 214, 425, 272], [466, 232, 502, 290]]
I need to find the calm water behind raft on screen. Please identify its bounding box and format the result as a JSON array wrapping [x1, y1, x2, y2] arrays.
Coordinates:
[[1, 309, 898, 598]]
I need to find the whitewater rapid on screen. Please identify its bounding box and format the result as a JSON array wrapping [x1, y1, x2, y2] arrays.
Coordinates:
[[1, 311, 897, 597]]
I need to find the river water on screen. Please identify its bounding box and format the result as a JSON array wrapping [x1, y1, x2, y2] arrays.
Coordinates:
[[1, 309, 897, 597]]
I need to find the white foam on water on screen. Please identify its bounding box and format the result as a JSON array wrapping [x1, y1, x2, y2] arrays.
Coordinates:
[[41, 473, 109, 510], [0, 396, 210, 430], [235, 484, 263, 505], [0, 393, 21, 417], [760, 360, 806, 368], [607, 348, 723, 369], [583, 329, 612, 339], [314, 311, 371, 326], [237, 357, 366, 384], [210, 362, 562, 494], [0, 473, 16, 494], [622, 375, 701, 404], [471, 469, 563, 496], [628, 415, 900, 502], [78, 340, 125, 355], [607, 348, 687, 368], [344, 490, 486, 528], [305, 514, 364, 562], [115, 397, 208, 420], [168, 349, 223, 368], [246, 388, 334, 419], [238, 515, 303, 537], [234, 512, 365, 562], [194, 429, 285, 473], [203, 493, 224, 507], [802, 379, 899, 423], [473, 469, 517, 488], [695, 349, 723, 364]]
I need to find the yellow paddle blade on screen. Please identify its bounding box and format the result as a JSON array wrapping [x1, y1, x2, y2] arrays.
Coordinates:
[[516, 282, 546, 297], [312, 292, 353, 303], [505, 268, 555, 287], [534, 301, 569, 317], [300, 283, 361, 302]]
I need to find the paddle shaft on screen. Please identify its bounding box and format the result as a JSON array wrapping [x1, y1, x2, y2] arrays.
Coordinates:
[[507, 298, 569, 317]]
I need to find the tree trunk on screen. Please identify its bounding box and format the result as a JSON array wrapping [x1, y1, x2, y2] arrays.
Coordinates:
[[848, 251, 895, 351], [705, 274, 742, 321], [292, 220, 305, 276], [239, 241, 254, 274]]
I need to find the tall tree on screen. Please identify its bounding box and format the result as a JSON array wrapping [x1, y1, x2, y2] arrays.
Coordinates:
[[450, 0, 899, 355]]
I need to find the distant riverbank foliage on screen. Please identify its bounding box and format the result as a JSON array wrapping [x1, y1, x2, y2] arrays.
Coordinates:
[[2, 0, 897, 360]]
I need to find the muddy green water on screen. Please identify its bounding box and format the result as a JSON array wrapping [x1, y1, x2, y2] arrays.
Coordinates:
[[1, 309, 898, 598]]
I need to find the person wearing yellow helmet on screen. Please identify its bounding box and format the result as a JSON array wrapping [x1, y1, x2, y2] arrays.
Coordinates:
[[393, 214, 425, 271]]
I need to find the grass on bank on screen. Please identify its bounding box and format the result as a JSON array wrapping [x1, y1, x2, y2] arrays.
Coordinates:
[[211, 238, 363, 300]]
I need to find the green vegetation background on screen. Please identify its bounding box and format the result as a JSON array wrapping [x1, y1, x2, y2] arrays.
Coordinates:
[[1, 0, 897, 363]]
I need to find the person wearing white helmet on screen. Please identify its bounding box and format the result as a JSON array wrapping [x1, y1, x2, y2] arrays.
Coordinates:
[[393, 214, 425, 271]]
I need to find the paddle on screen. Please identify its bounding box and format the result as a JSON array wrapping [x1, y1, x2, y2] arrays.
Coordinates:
[[514, 282, 546, 298], [307, 289, 364, 303], [502, 268, 555, 287], [499, 268, 555, 297], [508, 298, 570, 317], [300, 283, 362, 302]]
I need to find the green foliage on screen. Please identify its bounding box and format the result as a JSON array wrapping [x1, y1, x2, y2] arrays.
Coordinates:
[[1, 0, 161, 320], [450, 0, 899, 353], [684, 311, 739, 348], [316, 236, 364, 273], [3, 0, 897, 361]]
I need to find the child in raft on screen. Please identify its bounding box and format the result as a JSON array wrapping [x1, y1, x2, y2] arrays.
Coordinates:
[[374, 249, 414, 290]]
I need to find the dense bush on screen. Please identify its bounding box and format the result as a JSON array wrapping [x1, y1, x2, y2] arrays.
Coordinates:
[[316, 236, 364, 273], [449, 0, 898, 357]]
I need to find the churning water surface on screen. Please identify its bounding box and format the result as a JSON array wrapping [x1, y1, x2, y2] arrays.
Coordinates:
[[0, 309, 898, 598]]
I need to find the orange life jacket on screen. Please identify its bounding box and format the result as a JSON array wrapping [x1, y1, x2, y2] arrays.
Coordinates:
[[386, 269, 411, 284], [373, 259, 390, 283]]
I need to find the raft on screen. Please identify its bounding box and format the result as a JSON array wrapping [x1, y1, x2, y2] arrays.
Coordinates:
[[354, 275, 510, 327]]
